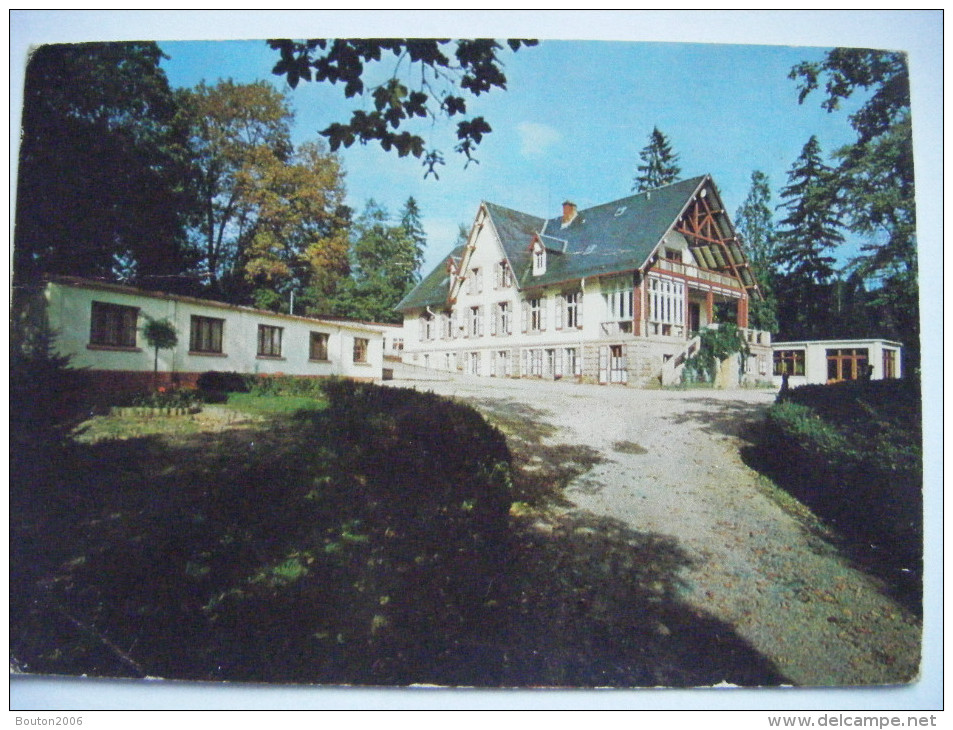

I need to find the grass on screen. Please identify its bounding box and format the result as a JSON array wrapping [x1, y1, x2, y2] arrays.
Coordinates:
[[219, 392, 327, 415]]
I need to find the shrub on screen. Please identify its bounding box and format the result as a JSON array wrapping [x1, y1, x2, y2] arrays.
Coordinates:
[[756, 379, 923, 611]]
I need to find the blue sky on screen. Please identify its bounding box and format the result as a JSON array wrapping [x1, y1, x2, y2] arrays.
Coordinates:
[[10, 11, 941, 279], [156, 38, 861, 273]]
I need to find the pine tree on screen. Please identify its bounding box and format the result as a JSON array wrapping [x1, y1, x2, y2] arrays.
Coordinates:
[[631, 127, 682, 192], [774, 136, 845, 339], [399, 196, 427, 284], [735, 171, 779, 333]]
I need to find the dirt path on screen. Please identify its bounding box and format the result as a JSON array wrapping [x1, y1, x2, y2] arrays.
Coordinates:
[[389, 371, 921, 686]]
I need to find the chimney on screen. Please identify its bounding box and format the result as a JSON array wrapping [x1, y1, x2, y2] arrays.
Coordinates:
[[561, 200, 577, 227]]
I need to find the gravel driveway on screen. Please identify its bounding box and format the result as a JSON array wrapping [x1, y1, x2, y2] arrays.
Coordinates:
[[388, 369, 921, 687]]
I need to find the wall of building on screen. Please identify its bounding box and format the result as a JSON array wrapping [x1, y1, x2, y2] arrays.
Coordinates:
[[44, 281, 383, 389], [771, 339, 903, 387]]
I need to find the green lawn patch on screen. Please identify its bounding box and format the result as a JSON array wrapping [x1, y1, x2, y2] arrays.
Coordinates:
[[220, 392, 327, 415], [752, 379, 922, 612]]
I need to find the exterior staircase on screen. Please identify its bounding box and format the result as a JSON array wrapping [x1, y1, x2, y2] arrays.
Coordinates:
[[660, 334, 702, 387]]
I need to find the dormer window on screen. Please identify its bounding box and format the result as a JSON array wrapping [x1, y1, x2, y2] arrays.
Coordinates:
[[531, 240, 547, 276]]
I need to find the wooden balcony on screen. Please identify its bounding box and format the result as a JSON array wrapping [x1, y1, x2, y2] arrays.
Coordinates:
[[652, 258, 740, 291]]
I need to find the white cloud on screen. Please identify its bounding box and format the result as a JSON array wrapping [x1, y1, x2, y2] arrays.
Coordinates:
[[516, 122, 562, 158]]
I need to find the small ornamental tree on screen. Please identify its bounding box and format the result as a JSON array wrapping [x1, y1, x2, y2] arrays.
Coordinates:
[[142, 318, 178, 383]]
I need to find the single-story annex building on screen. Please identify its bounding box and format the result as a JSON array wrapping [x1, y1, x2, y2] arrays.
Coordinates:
[[772, 338, 903, 387], [26, 276, 385, 395]]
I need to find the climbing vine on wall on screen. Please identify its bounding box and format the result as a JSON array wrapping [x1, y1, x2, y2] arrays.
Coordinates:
[[682, 323, 750, 384]]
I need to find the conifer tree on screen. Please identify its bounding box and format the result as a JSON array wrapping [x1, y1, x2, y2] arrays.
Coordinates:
[[774, 136, 844, 339], [631, 127, 682, 192], [735, 170, 779, 333], [399, 196, 427, 284]]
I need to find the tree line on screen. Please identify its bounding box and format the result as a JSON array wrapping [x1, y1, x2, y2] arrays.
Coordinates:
[[13, 40, 531, 324], [14, 41, 918, 360], [627, 49, 917, 369]]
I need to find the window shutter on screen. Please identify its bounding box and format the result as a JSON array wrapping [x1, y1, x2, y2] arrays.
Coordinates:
[[540, 297, 548, 331], [577, 293, 584, 328], [556, 295, 564, 330], [490, 306, 498, 336], [621, 345, 629, 384], [521, 301, 528, 333], [556, 348, 564, 377], [478, 307, 484, 337], [599, 346, 608, 384]]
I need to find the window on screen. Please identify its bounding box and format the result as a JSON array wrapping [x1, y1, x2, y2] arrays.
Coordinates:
[[468, 306, 483, 337], [562, 291, 583, 329], [564, 347, 581, 377], [90, 301, 138, 348], [310, 332, 329, 361], [602, 276, 634, 321], [664, 248, 682, 262], [466, 351, 481, 375], [495, 301, 511, 336], [496, 260, 513, 288], [524, 296, 546, 332], [190, 315, 224, 354], [826, 348, 868, 382], [883, 349, 898, 379], [257, 325, 283, 357], [420, 313, 434, 341], [773, 349, 805, 376], [468, 267, 482, 295], [353, 337, 369, 363], [441, 312, 453, 339], [533, 246, 546, 276], [647, 276, 685, 333]]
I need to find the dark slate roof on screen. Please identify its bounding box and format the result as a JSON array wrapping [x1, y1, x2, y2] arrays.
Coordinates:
[[519, 175, 707, 288], [395, 244, 466, 311], [397, 175, 708, 311]]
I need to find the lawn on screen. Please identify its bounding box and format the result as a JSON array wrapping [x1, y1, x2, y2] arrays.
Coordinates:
[[11, 380, 788, 687]]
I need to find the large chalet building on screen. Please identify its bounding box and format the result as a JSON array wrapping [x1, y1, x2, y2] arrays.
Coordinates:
[[397, 175, 773, 387]]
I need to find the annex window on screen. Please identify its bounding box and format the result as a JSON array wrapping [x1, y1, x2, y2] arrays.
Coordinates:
[[90, 301, 139, 348], [826, 348, 868, 382], [602, 276, 634, 321], [883, 348, 898, 379], [257, 325, 283, 357], [309, 332, 329, 361], [353, 337, 369, 363], [190, 315, 224, 354], [773, 349, 805, 376]]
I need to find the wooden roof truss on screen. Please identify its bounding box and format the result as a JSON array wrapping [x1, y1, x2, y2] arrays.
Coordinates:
[[673, 187, 761, 299]]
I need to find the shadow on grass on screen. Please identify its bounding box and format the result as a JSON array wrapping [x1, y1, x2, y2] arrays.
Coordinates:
[[11, 406, 786, 687]]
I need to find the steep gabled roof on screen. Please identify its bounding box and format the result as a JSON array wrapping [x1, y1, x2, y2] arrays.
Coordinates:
[[517, 175, 708, 288], [395, 244, 466, 311], [397, 174, 749, 311]]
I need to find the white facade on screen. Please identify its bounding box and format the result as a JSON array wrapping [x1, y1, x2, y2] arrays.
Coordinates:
[[400, 184, 772, 388], [43, 278, 384, 382], [772, 339, 903, 387]]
